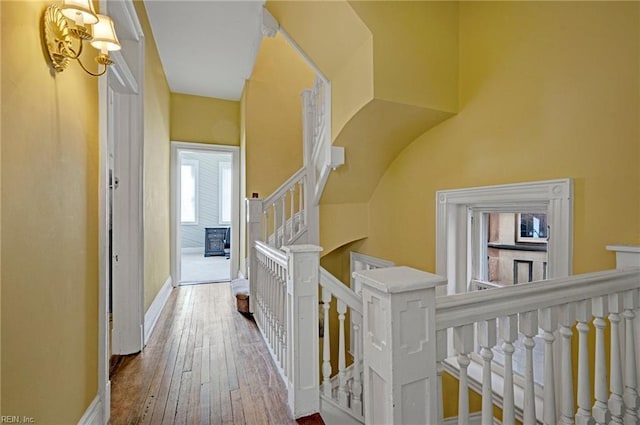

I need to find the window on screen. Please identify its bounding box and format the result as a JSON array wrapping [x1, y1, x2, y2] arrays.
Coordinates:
[[517, 213, 548, 243], [180, 159, 198, 224], [219, 162, 232, 224], [435, 179, 573, 418], [436, 179, 572, 295]]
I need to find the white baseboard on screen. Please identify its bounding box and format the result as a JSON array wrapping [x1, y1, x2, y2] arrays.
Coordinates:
[[144, 276, 172, 345], [77, 395, 103, 425]]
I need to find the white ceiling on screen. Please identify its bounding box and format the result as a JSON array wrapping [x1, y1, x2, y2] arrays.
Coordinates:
[[143, 0, 266, 101]]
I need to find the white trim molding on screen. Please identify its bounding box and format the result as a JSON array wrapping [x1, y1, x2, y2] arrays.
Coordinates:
[[77, 395, 103, 425], [436, 178, 573, 295], [144, 276, 173, 345], [170, 142, 240, 285]]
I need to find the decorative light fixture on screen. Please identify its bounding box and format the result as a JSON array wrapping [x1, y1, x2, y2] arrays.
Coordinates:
[[42, 0, 121, 76]]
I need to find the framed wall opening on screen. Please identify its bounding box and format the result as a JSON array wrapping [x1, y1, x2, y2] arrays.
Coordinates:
[[170, 142, 240, 286]]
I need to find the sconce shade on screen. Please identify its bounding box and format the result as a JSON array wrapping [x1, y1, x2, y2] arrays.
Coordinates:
[[90, 15, 121, 52], [60, 0, 99, 25]]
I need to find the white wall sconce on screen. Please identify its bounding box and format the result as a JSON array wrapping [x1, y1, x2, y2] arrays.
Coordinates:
[[42, 0, 121, 76]]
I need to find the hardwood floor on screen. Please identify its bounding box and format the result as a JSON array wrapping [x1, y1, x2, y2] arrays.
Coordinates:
[[110, 282, 324, 425]]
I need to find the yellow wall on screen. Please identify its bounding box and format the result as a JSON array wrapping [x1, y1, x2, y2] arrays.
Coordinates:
[[349, 0, 459, 113], [363, 1, 640, 273], [0, 0, 3, 412], [244, 33, 315, 199], [170, 93, 240, 146], [133, 0, 172, 312], [266, 0, 374, 142], [1, 1, 98, 421]]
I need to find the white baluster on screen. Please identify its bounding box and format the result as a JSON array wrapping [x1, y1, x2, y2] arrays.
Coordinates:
[[455, 324, 474, 425], [478, 319, 496, 425], [623, 288, 639, 425], [289, 187, 295, 239], [520, 310, 539, 425], [321, 287, 332, 397], [559, 303, 576, 425], [592, 296, 611, 425], [279, 268, 286, 369], [299, 180, 305, 228], [262, 210, 268, 244], [539, 306, 558, 425], [337, 299, 348, 407], [351, 310, 363, 417], [274, 264, 281, 365], [575, 300, 594, 425], [279, 196, 286, 247], [500, 315, 518, 425], [436, 329, 448, 425], [268, 261, 275, 347], [610, 293, 626, 424]]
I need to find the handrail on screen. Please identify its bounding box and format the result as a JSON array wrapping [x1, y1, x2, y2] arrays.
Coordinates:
[[319, 267, 362, 314], [436, 267, 640, 330], [255, 240, 287, 268], [262, 167, 307, 210]]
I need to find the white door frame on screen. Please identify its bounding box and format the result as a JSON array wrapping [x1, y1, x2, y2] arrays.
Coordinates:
[[170, 142, 240, 285], [98, 0, 144, 421]]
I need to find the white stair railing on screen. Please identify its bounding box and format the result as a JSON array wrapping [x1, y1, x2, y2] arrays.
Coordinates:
[[253, 241, 322, 419], [261, 167, 308, 249], [353, 265, 640, 425], [318, 266, 365, 422], [302, 77, 343, 206]]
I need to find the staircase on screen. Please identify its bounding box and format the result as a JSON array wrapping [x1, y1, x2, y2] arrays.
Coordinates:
[[246, 5, 640, 424], [251, 231, 640, 424]]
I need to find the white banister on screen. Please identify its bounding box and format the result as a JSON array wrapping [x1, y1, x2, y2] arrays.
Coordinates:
[[259, 168, 308, 250], [318, 266, 365, 421], [434, 267, 639, 425], [623, 289, 639, 424], [455, 324, 474, 425], [282, 244, 322, 418], [263, 167, 307, 208], [609, 293, 626, 424], [540, 306, 558, 425], [337, 299, 348, 407], [355, 266, 446, 425], [592, 296, 611, 425], [321, 286, 332, 398], [519, 310, 538, 425], [252, 241, 321, 419], [436, 330, 447, 425], [247, 198, 263, 314], [478, 319, 496, 425], [575, 300, 593, 425], [501, 314, 518, 425], [558, 303, 575, 425], [351, 310, 364, 417]]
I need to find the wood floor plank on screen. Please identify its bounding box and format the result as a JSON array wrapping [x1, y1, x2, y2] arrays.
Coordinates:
[[110, 282, 324, 425]]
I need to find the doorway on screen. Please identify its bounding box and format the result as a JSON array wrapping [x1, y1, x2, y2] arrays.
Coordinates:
[[171, 142, 240, 286]]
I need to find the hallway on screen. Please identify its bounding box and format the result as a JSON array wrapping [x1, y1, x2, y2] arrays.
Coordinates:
[[109, 283, 323, 425]]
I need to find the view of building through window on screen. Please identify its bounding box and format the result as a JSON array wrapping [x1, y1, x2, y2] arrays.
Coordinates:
[[485, 212, 548, 286]]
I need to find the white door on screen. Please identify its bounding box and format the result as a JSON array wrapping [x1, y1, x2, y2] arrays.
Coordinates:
[[108, 87, 144, 355]]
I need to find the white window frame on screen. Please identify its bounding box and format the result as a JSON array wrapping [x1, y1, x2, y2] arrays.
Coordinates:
[[180, 158, 199, 225], [436, 178, 572, 295], [435, 178, 573, 422], [219, 161, 232, 225]]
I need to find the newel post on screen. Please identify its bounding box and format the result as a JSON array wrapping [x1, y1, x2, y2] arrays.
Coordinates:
[[355, 266, 446, 425], [282, 244, 323, 418], [246, 198, 263, 313]]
